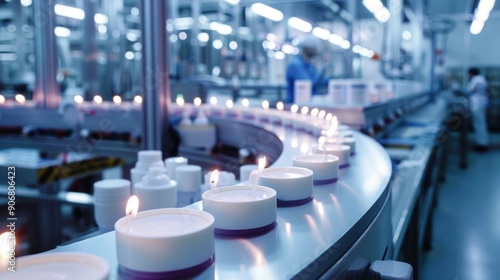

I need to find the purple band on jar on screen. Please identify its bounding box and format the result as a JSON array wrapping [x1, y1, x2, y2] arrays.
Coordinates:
[[214, 221, 277, 237], [277, 195, 313, 207], [339, 163, 350, 169], [313, 177, 338, 185], [119, 255, 215, 280]]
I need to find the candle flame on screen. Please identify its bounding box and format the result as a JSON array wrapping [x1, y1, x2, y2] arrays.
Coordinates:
[[257, 157, 267, 171], [93, 95, 103, 104], [209, 96, 217, 105], [0, 95, 5, 104], [318, 110, 326, 119], [15, 94, 26, 104], [226, 99, 233, 108], [133, 95, 143, 104], [242, 98, 249, 107], [301, 106, 309, 115], [276, 101, 284, 111], [113, 95, 122, 105], [290, 104, 298, 113], [262, 100, 269, 109], [331, 116, 338, 131], [194, 97, 202, 107], [73, 95, 84, 104], [311, 108, 319, 117], [325, 113, 333, 121], [210, 170, 219, 189], [126, 195, 139, 217], [318, 136, 326, 148], [176, 96, 185, 106]]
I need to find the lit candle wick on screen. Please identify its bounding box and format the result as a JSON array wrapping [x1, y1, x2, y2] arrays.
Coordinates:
[[250, 156, 266, 188], [125, 195, 139, 232], [210, 170, 219, 190]]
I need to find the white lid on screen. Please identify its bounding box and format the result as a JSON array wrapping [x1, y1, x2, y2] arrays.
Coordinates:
[[140, 167, 171, 188], [135, 150, 164, 171], [93, 179, 130, 196], [175, 165, 202, 191]]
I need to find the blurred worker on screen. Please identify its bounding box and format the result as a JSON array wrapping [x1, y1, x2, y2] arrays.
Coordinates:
[[467, 67, 489, 152], [286, 36, 329, 103]]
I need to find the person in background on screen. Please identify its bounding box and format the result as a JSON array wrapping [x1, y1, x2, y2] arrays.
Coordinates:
[[467, 67, 489, 152], [286, 36, 329, 104]]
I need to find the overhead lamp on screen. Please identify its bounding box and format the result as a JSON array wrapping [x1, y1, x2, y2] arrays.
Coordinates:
[[212, 39, 223, 49], [470, 19, 484, 35], [54, 4, 85, 20], [282, 44, 296, 54], [94, 13, 108, 24], [288, 17, 312, 33], [374, 8, 391, 23], [251, 3, 283, 22], [229, 41, 238, 50], [174, 17, 194, 30], [362, 0, 390, 23], [20, 0, 31, 7], [340, 40, 351, 49], [312, 27, 330, 40], [197, 32, 209, 43], [274, 51, 286, 60], [73, 95, 84, 104], [210, 22, 233, 35], [54, 26, 71, 37], [329, 33, 344, 45]]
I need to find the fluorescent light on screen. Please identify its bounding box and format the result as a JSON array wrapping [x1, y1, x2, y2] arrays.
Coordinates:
[[213, 39, 223, 49], [125, 51, 135, 60], [98, 25, 107, 34], [251, 3, 283, 22], [329, 33, 344, 45], [312, 27, 330, 40], [477, 0, 496, 12], [374, 8, 390, 22], [54, 4, 85, 20], [20, 0, 32, 7], [210, 22, 232, 35], [274, 51, 286, 60], [363, 0, 384, 13], [229, 41, 238, 50], [197, 32, 209, 42], [282, 44, 296, 54], [402, 30, 412, 40], [288, 17, 312, 33], [340, 40, 351, 49], [94, 13, 108, 24], [126, 32, 137, 41], [224, 0, 240, 5], [352, 45, 362, 53], [267, 41, 277, 50], [54, 26, 71, 37], [470, 19, 484, 35]]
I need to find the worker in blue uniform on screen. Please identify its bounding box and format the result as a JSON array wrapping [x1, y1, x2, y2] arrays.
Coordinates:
[[286, 36, 329, 104]]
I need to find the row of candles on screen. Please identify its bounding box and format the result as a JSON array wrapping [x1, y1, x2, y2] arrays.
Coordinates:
[[173, 95, 345, 137], [112, 102, 352, 276]]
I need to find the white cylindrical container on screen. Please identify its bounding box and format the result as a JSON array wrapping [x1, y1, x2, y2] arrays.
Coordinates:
[[326, 137, 356, 155], [239, 164, 258, 182], [93, 179, 131, 231], [175, 165, 202, 192], [202, 185, 277, 236], [293, 154, 339, 185], [347, 80, 367, 105], [115, 208, 215, 276], [165, 157, 188, 180], [256, 167, 314, 207], [130, 150, 165, 187], [134, 167, 177, 211], [319, 144, 351, 168]]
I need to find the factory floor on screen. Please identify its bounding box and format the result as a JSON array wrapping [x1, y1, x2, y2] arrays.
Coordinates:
[[422, 132, 500, 279]]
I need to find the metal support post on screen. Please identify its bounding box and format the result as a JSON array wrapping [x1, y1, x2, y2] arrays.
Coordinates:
[[33, 0, 60, 109], [140, 0, 170, 155]]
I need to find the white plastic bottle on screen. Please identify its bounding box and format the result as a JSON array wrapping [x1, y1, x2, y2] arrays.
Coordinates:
[[130, 150, 165, 188], [134, 167, 177, 211]]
